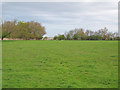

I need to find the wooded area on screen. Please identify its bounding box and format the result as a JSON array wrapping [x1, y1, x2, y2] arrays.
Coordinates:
[[54, 27, 119, 40], [2, 20, 46, 40], [1, 20, 119, 40]]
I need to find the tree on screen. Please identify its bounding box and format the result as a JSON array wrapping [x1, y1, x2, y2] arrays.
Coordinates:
[[85, 30, 90, 36], [72, 28, 87, 40], [2, 20, 46, 40], [57, 34, 65, 40], [53, 36, 58, 40], [66, 34, 70, 40], [73, 33, 79, 40], [54, 27, 119, 41]]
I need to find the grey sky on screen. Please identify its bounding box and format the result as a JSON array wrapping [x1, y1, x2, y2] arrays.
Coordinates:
[[2, 2, 118, 37]]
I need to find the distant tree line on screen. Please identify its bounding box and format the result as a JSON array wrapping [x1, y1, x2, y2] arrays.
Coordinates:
[[54, 27, 119, 40], [2, 20, 46, 40]]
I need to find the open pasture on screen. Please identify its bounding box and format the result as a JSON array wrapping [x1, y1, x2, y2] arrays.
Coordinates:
[[2, 40, 118, 88]]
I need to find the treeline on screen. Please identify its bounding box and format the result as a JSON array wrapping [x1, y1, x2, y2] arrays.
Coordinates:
[[2, 20, 46, 40], [54, 27, 119, 40]]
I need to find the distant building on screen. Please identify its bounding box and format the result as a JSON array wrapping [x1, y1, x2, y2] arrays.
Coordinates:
[[2, 38, 23, 40], [42, 37, 53, 40]]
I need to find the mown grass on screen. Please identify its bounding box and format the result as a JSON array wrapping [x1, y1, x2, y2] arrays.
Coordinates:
[[2, 40, 118, 88]]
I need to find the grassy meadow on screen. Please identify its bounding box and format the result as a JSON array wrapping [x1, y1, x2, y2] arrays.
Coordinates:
[[2, 40, 118, 88]]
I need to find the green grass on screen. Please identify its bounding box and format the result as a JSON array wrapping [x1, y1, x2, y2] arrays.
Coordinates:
[[2, 40, 118, 88]]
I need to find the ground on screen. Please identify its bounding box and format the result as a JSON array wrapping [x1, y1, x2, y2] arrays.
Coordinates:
[[2, 40, 118, 88]]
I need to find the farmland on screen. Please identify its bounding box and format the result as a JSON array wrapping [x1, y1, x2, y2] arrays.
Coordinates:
[[2, 40, 118, 88]]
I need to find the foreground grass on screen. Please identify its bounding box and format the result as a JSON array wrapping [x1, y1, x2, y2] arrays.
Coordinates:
[[2, 40, 118, 88]]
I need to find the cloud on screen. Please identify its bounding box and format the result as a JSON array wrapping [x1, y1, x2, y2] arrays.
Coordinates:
[[2, 0, 119, 2], [2, 2, 118, 37]]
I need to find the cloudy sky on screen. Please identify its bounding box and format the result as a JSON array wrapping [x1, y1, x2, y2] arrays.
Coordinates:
[[2, 2, 118, 37]]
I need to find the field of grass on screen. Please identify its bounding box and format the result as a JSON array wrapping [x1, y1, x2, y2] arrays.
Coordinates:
[[2, 40, 118, 88]]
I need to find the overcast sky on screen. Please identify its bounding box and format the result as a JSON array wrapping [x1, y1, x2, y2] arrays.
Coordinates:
[[2, 2, 118, 37]]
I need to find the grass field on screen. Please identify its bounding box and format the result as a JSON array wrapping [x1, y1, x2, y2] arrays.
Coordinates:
[[2, 40, 118, 88]]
